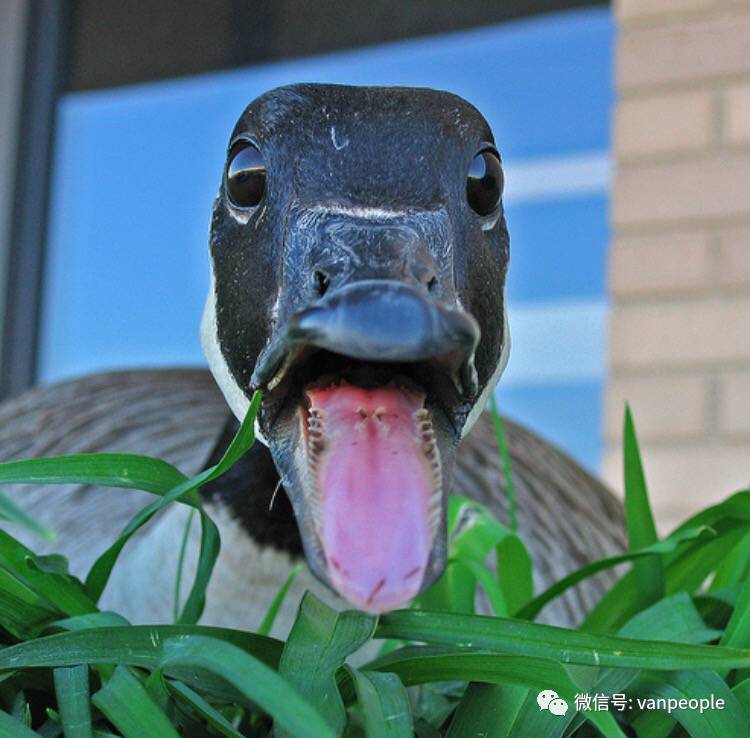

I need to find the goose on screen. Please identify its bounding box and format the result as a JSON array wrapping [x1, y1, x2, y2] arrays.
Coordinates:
[[1, 84, 625, 630]]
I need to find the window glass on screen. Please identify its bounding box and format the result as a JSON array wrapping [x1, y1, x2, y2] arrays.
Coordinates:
[[41, 7, 613, 470]]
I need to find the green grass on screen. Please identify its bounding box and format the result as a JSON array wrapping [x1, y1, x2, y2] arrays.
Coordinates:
[[0, 394, 749, 737]]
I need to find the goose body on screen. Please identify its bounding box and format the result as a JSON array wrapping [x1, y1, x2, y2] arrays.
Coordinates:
[[0, 84, 625, 630], [0, 370, 623, 631]]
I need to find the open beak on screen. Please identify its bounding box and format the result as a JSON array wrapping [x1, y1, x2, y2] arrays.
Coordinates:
[[253, 280, 479, 398], [253, 280, 480, 612]]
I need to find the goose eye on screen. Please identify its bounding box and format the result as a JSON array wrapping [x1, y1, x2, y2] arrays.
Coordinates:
[[226, 142, 266, 208], [466, 148, 503, 216]]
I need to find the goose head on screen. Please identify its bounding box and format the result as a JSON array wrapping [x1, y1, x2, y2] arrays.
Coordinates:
[[201, 83, 510, 612]]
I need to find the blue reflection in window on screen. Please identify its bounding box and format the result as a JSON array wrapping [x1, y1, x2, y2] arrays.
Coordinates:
[[40, 8, 613, 471]]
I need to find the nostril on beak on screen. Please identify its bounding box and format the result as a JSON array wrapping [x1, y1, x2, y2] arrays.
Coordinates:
[[313, 270, 331, 297], [412, 258, 439, 293], [418, 269, 438, 293]]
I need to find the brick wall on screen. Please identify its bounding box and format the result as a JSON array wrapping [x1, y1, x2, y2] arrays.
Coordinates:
[[605, 0, 750, 530]]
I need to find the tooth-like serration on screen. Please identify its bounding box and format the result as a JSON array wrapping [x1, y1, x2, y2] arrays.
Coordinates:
[[305, 407, 325, 534], [413, 408, 443, 539]]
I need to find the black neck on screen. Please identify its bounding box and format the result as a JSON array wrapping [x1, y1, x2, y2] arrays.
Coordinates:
[[200, 414, 303, 557]]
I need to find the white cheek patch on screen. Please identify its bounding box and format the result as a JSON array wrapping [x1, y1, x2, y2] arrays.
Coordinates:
[[202, 257, 509, 446], [201, 267, 253, 420], [462, 297, 510, 438]]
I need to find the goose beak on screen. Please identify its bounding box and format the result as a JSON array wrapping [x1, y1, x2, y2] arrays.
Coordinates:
[[252, 280, 481, 611], [252, 280, 479, 399]]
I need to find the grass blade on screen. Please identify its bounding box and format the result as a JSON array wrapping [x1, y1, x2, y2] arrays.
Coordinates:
[[361, 647, 626, 738], [53, 665, 92, 738], [732, 676, 750, 711], [635, 670, 749, 738], [377, 610, 750, 670], [445, 682, 527, 738], [0, 455, 187, 496], [669, 488, 750, 536], [0, 628, 329, 737], [0, 625, 282, 673], [417, 497, 532, 616], [722, 570, 750, 649], [0, 710, 42, 737], [0, 568, 60, 638], [178, 392, 261, 624], [623, 404, 664, 609], [0, 489, 55, 541], [583, 521, 748, 633], [176, 511, 219, 624], [456, 558, 508, 616], [363, 648, 579, 703], [165, 680, 244, 738], [82, 474, 195, 603], [92, 665, 180, 738], [620, 592, 721, 645], [49, 612, 131, 631], [278, 593, 376, 736], [666, 523, 748, 594], [413, 681, 462, 728], [258, 563, 302, 636], [518, 525, 710, 620], [711, 530, 750, 590], [85, 391, 260, 616], [451, 497, 532, 615], [0, 531, 96, 619], [160, 634, 336, 738], [503, 690, 572, 738], [496, 534, 533, 617], [172, 508, 195, 623], [347, 668, 413, 738], [578, 592, 726, 733]]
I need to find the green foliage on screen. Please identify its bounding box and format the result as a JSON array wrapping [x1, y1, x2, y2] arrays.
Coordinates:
[[0, 398, 749, 736], [54, 665, 93, 738], [623, 404, 664, 611]]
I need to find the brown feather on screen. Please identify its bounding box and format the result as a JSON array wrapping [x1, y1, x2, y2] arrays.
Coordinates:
[[0, 369, 625, 627]]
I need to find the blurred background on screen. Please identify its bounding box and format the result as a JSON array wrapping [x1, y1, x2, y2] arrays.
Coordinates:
[[0, 0, 748, 530]]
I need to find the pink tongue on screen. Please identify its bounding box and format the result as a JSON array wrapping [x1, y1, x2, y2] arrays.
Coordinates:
[[305, 384, 436, 612]]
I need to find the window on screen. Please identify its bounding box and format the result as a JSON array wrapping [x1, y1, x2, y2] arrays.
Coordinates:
[[39, 6, 612, 470]]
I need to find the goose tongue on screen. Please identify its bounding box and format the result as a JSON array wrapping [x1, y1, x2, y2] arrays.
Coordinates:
[[305, 383, 438, 612]]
